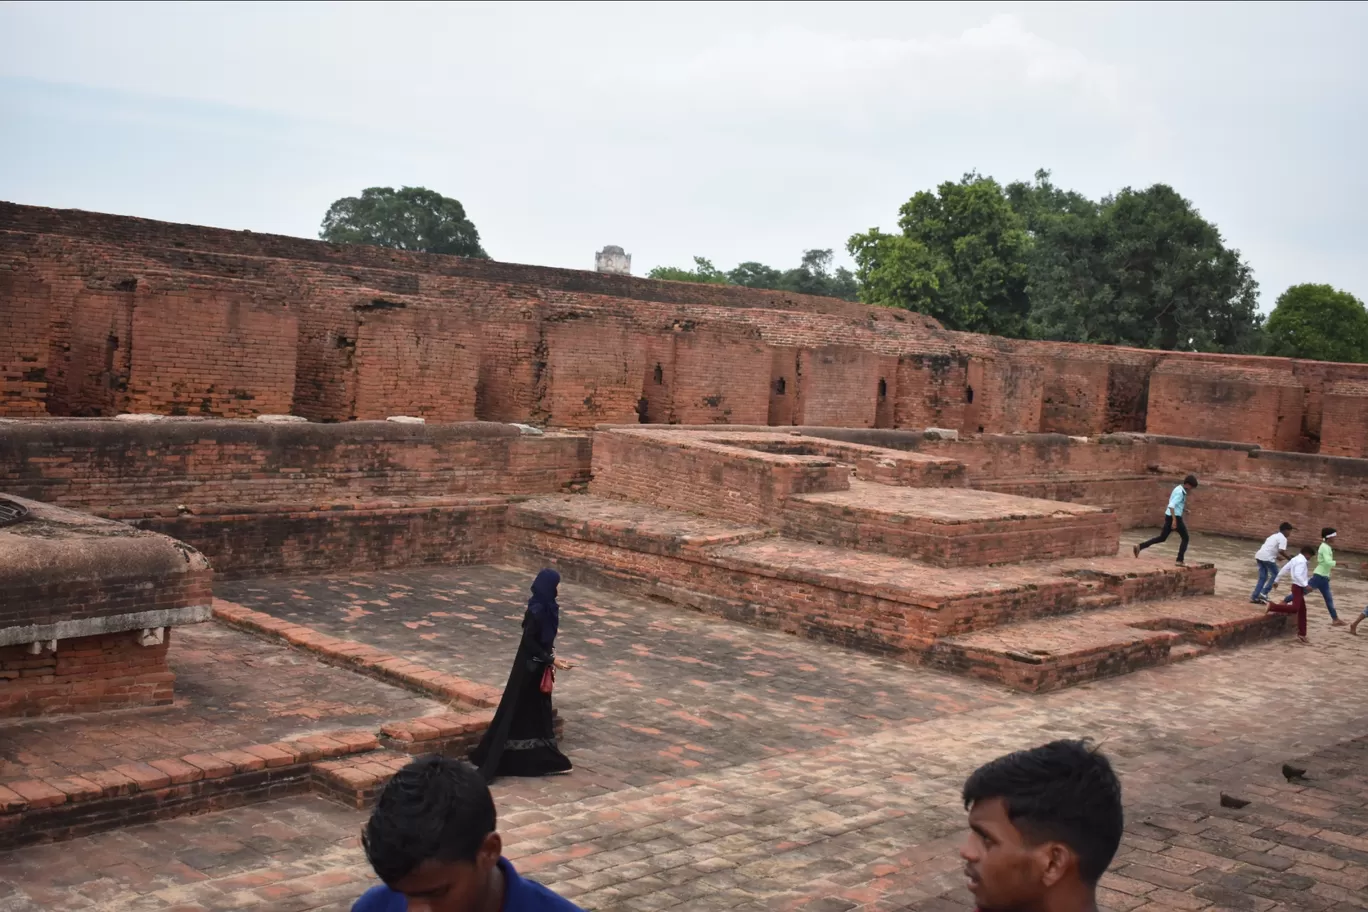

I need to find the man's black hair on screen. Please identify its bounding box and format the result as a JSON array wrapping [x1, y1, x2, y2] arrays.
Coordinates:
[[1183, 474, 1199, 487], [362, 755, 497, 885], [962, 740, 1123, 884], [1301, 544, 1318, 556], [1279, 522, 1294, 533]]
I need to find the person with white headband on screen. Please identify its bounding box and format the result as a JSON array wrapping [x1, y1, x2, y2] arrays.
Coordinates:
[[1283, 527, 1344, 627]]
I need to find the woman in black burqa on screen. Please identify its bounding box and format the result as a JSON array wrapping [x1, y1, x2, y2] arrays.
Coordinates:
[[469, 568, 574, 782]]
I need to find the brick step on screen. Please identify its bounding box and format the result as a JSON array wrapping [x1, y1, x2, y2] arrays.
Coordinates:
[[781, 480, 1122, 567], [312, 750, 412, 809], [511, 495, 1218, 659], [925, 596, 1290, 693], [0, 705, 505, 849]]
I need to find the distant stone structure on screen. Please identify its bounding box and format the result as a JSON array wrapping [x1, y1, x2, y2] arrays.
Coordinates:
[[595, 245, 631, 275]]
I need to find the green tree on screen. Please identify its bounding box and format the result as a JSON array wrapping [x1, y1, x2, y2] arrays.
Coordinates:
[[1265, 284, 1368, 362], [727, 261, 785, 289], [648, 251, 860, 301], [320, 186, 488, 258], [1026, 182, 1262, 352], [647, 257, 731, 284], [849, 173, 1031, 336]]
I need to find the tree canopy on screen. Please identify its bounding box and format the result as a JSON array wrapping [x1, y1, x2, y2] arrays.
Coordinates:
[[319, 186, 488, 258], [1264, 284, 1368, 363], [647, 249, 859, 301], [849, 169, 1266, 353], [850, 173, 1030, 336]]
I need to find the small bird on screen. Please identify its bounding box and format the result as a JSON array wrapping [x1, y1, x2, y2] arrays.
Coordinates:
[[1282, 764, 1309, 782], [1220, 793, 1251, 809]]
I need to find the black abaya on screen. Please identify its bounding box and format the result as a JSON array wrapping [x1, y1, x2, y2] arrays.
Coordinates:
[[469, 597, 571, 782]]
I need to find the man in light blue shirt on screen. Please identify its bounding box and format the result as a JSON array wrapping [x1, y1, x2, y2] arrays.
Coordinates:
[[1133, 474, 1198, 566]]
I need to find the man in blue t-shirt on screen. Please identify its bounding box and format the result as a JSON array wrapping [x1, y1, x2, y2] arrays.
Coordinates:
[[353, 755, 584, 912], [1133, 474, 1198, 566]]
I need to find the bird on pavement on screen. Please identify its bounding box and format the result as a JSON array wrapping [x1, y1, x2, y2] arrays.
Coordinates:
[[1282, 764, 1309, 782]]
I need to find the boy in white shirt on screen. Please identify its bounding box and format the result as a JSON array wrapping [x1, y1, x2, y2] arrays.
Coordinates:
[[1250, 522, 1293, 604], [1266, 544, 1316, 644]]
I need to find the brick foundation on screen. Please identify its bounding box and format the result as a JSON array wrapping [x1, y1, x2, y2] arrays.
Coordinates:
[[0, 630, 174, 718]]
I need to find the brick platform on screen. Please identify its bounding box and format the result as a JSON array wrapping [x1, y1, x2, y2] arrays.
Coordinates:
[[783, 480, 1120, 566], [0, 615, 507, 849], [508, 493, 1260, 690], [0, 496, 212, 717]]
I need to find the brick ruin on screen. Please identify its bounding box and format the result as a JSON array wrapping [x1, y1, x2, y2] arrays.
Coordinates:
[[3, 200, 1368, 845]]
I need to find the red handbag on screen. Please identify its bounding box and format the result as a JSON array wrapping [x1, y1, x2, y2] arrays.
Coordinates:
[[540, 666, 555, 694]]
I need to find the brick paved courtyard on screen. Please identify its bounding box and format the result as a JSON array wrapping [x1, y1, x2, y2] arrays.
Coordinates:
[[2, 531, 1367, 911]]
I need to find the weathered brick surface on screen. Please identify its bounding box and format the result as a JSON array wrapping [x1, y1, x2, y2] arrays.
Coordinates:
[[639, 328, 771, 425], [1147, 360, 1305, 451], [0, 496, 212, 635], [0, 631, 174, 718], [1320, 380, 1368, 458], [794, 345, 883, 428], [350, 304, 480, 422], [0, 261, 50, 416], [0, 419, 590, 513], [126, 291, 298, 417], [781, 480, 1121, 566]]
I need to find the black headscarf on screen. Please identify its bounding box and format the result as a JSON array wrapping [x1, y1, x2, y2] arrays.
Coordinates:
[[526, 568, 560, 648]]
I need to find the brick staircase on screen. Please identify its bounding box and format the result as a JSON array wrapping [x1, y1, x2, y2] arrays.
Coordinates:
[[508, 428, 1291, 692]]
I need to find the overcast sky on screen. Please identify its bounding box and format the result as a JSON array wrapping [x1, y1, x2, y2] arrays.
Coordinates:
[[1, 1, 1365, 310]]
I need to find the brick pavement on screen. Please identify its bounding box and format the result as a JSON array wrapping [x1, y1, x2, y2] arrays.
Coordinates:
[[2, 544, 1367, 911], [0, 622, 442, 781]]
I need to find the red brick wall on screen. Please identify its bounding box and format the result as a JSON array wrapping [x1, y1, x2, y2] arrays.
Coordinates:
[[669, 331, 771, 425], [475, 316, 540, 423], [0, 263, 50, 417], [352, 306, 479, 421], [541, 319, 645, 428], [1039, 357, 1110, 436], [126, 293, 298, 417], [893, 353, 969, 430], [1320, 382, 1368, 458], [971, 356, 1044, 434], [65, 290, 134, 417], [767, 348, 799, 426], [589, 430, 848, 525], [1146, 360, 1304, 451], [795, 346, 881, 427], [0, 631, 173, 718], [0, 420, 592, 514], [138, 501, 508, 578]]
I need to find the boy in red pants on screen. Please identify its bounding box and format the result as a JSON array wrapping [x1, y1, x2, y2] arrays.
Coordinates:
[[1266, 544, 1316, 644]]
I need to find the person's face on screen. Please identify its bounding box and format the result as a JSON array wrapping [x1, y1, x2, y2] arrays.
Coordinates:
[[388, 833, 501, 912], [961, 798, 1070, 911]]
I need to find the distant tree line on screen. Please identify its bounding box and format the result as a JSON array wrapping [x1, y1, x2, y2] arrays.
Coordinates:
[[319, 180, 1368, 363], [647, 249, 860, 302]]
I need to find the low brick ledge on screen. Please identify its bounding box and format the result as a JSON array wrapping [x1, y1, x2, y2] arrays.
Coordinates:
[[211, 599, 502, 708], [0, 707, 508, 848]]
